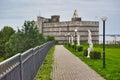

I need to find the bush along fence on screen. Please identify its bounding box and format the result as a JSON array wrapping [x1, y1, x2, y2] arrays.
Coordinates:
[[0, 41, 53, 80]]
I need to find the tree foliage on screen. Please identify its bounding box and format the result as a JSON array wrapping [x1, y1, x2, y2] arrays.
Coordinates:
[[46, 35, 55, 41], [5, 20, 45, 58], [0, 20, 54, 59], [0, 26, 15, 57], [0, 26, 15, 42]]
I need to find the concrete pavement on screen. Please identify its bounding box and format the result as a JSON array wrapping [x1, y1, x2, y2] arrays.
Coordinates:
[[51, 45, 105, 80]]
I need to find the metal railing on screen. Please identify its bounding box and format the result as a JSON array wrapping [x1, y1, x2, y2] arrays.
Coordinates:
[[0, 41, 53, 80]]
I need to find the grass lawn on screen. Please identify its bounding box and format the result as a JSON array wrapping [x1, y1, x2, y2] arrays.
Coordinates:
[[64, 44, 120, 80], [35, 45, 55, 80]]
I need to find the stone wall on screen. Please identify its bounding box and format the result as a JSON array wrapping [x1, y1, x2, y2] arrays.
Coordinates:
[[42, 21, 99, 43]]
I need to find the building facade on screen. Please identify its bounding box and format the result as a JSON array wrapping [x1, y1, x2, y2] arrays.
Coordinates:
[[36, 14, 99, 44]]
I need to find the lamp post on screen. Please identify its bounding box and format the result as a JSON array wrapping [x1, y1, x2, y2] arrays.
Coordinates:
[[67, 33, 70, 44], [74, 29, 77, 51], [101, 16, 107, 68]]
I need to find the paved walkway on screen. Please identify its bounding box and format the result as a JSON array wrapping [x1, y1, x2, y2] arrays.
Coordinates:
[[51, 45, 105, 80]]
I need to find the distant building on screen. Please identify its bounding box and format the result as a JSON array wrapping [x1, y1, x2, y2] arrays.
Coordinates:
[[36, 10, 99, 44], [99, 35, 120, 44]]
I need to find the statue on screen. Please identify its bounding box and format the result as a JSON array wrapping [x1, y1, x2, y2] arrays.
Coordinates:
[[72, 9, 78, 18], [71, 35, 74, 45], [77, 35, 80, 46], [87, 30, 93, 58]]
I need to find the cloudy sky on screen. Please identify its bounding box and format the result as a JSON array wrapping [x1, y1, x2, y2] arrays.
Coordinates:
[[0, 0, 120, 34]]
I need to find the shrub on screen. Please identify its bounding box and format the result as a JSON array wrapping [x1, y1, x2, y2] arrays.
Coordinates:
[[90, 51, 101, 59], [77, 46, 83, 52], [83, 49, 88, 56], [68, 43, 71, 47], [55, 40, 58, 44], [46, 35, 55, 41], [71, 44, 74, 48]]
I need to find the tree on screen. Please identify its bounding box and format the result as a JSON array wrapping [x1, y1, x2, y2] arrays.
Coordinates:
[[5, 20, 45, 58], [21, 21, 45, 48], [46, 35, 55, 41], [0, 26, 15, 43], [0, 26, 15, 57]]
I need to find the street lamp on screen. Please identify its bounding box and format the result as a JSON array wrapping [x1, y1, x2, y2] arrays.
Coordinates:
[[67, 33, 70, 44], [101, 16, 107, 68], [74, 29, 78, 51]]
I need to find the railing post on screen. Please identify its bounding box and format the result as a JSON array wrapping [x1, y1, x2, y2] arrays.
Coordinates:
[[32, 49, 36, 79], [19, 53, 23, 80]]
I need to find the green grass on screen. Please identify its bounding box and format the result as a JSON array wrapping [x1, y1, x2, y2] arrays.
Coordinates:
[[64, 44, 120, 80], [35, 45, 55, 80]]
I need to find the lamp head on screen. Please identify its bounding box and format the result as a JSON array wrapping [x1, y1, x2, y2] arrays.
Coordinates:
[[65, 34, 66, 36], [67, 33, 70, 35], [101, 16, 107, 21], [74, 29, 78, 32]]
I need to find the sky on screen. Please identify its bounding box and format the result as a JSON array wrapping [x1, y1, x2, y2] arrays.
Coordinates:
[[0, 0, 120, 34]]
